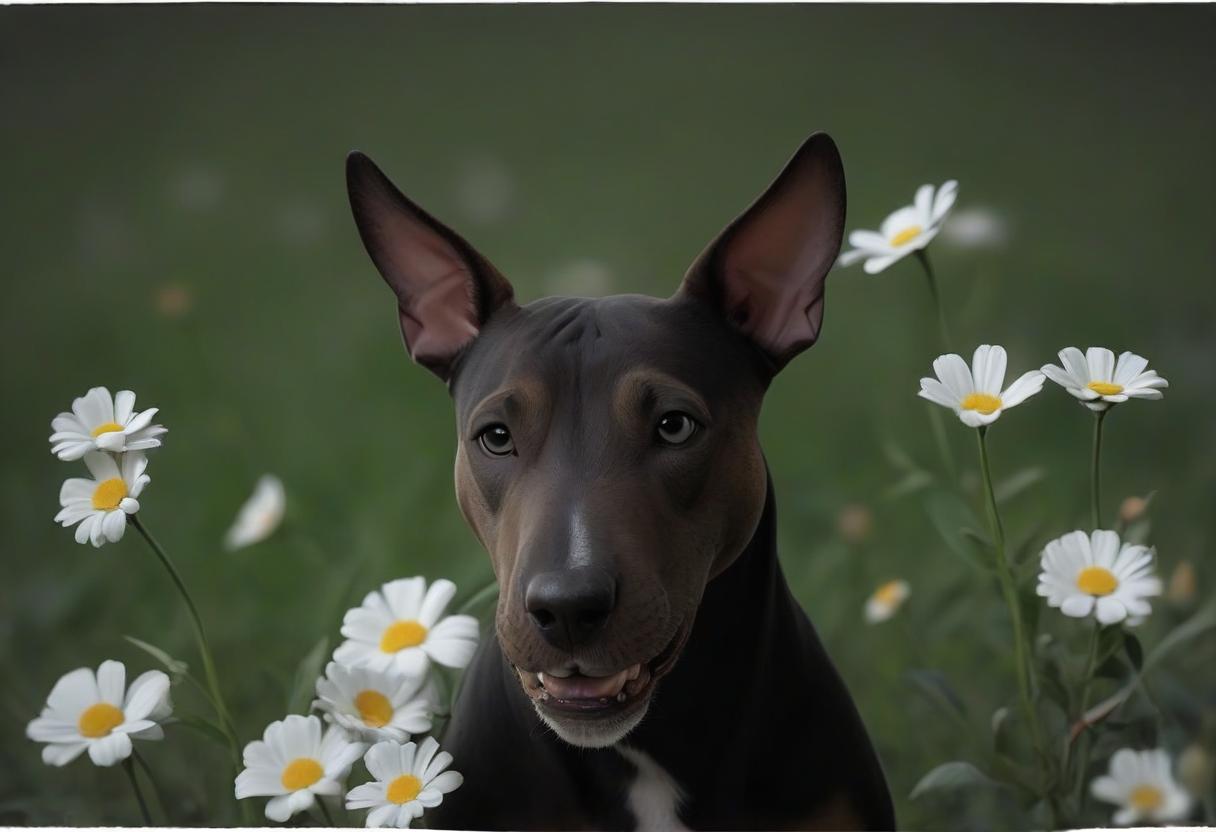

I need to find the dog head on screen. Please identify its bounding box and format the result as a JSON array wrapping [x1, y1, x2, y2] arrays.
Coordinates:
[[347, 134, 845, 747]]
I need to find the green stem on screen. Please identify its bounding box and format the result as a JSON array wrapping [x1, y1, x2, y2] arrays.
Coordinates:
[[976, 429, 1007, 548], [132, 516, 240, 758], [915, 249, 952, 351], [1091, 410, 1106, 529], [913, 249, 959, 485], [317, 799, 336, 827], [977, 428, 1056, 819], [1069, 622, 1103, 815], [132, 749, 170, 824], [131, 516, 253, 823], [123, 756, 153, 825]]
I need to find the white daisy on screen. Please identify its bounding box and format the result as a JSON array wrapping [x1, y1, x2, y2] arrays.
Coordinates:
[[1036, 530, 1162, 625], [49, 387, 166, 461], [55, 451, 150, 547], [864, 579, 910, 624], [26, 660, 171, 767], [224, 474, 286, 550], [1041, 347, 1168, 412], [1090, 748, 1192, 826], [313, 661, 438, 744], [918, 345, 1045, 427], [234, 714, 366, 823], [838, 180, 958, 274], [333, 578, 479, 678], [346, 737, 464, 828]]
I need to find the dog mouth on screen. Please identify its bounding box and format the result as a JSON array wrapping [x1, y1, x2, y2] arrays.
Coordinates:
[[514, 621, 689, 717]]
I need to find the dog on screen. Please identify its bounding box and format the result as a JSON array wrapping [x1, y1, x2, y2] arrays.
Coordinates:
[[346, 132, 894, 830]]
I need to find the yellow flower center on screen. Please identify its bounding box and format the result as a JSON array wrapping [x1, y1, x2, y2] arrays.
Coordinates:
[[873, 581, 904, 606], [1128, 784, 1164, 812], [380, 620, 428, 653], [91, 421, 125, 437], [961, 393, 1002, 415], [354, 689, 394, 728], [889, 226, 923, 247], [78, 702, 125, 738], [281, 757, 324, 791], [1087, 381, 1124, 396], [386, 774, 423, 804], [91, 478, 128, 511], [1076, 566, 1119, 596]]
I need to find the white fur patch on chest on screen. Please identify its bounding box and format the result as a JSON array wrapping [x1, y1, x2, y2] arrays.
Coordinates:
[[617, 746, 689, 831]]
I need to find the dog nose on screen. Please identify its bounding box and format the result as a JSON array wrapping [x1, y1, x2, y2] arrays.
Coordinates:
[[525, 567, 616, 649]]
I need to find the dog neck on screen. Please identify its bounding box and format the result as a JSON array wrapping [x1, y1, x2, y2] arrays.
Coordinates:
[[628, 470, 803, 756]]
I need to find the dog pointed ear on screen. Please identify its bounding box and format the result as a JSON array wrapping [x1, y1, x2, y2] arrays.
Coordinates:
[[346, 151, 515, 380], [678, 132, 845, 371]]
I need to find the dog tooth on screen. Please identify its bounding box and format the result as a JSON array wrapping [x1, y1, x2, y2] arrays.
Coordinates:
[[617, 692, 627, 703]]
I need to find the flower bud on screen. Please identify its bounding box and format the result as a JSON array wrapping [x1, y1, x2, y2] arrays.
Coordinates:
[[1168, 560, 1197, 606], [837, 503, 873, 545], [1178, 743, 1214, 800], [1119, 495, 1149, 524]]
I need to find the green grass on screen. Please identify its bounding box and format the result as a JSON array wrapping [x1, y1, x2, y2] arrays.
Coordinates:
[[1, 5, 1214, 827]]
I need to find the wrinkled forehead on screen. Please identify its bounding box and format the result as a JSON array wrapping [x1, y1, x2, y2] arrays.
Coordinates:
[[450, 294, 768, 422]]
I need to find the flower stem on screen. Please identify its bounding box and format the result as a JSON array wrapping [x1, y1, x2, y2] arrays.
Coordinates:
[[1069, 621, 1103, 814], [317, 799, 337, 827], [1091, 410, 1106, 529], [132, 516, 240, 761], [915, 249, 952, 351], [123, 757, 153, 825], [132, 750, 170, 823], [976, 428, 1053, 808], [130, 514, 255, 824]]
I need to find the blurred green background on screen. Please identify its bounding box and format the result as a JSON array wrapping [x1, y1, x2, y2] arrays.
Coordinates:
[[2, 4, 1214, 828]]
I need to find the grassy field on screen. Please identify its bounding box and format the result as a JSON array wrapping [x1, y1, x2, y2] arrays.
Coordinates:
[[1, 4, 1214, 828]]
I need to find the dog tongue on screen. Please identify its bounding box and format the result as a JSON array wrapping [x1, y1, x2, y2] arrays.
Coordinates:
[[540, 666, 633, 700]]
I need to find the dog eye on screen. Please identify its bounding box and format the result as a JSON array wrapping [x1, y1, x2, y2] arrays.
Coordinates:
[[656, 412, 698, 446], [478, 424, 515, 456]]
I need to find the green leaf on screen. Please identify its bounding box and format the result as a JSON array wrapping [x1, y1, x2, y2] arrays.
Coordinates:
[[1038, 658, 1070, 708], [173, 714, 230, 749], [455, 577, 500, 620], [910, 761, 1001, 800], [1145, 599, 1216, 672], [287, 636, 329, 714], [883, 440, 924, 474], [1093, 625, 1132, 681], [124, 635, 189, 677], [428, 664, 456, 714], [1010, 519, 1047, 569], [906, 669, 968, 721], [884, 470, 934, 500], [925, 492, 992, 572], [991, 707, 1011, 755], [960, 527, 991, 549], [1097, 624, 1126, 666], [1078, 600, 1216, 730], [994, 467, 1045, 502]]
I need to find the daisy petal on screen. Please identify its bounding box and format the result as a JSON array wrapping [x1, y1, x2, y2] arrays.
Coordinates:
[[87, 732, 133, 766], [1000, 370, 1045, 409]]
